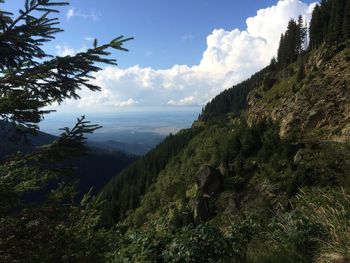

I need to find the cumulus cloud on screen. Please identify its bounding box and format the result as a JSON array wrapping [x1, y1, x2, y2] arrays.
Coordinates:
[[66, 8, 99, 22], [61, 0, 316, 111], [55, 44, 76, 56], [167, 96, 198, 106], [55, 44, 89, 57]]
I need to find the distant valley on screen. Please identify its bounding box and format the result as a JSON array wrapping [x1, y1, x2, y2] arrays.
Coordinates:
[[40, 109, 200, 155]]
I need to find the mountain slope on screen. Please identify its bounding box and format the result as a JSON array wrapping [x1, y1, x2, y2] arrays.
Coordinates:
[[100, 44, 350, 263], [0, 122, 136, 197], [0, 121, 56, 159], [100, 127, 203, 226], [247, 45, 350, 141], [100, 1, 350, 261]]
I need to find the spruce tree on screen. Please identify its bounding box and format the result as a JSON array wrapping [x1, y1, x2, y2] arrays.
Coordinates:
[[0, 0, 132, 261], [309, 4, 323, 49], [0, 0, 132, 131], [328, 0, 346, 43], [343, 0, 350, 40], [320, 0, 332, 41], [277, 33, 286, 65], [297, 15, 307, 54], [277, 19, 305, 66]]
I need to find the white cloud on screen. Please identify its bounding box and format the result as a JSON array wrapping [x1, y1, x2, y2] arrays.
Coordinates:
[[55, 44, 88, 57], [66, 8, 75, 20], [55, 44, 75, 56], [59, 0, 316, 111], [167, 96, 198, 106], [66, 8, 99, 22], [84, 37, 94, 42]]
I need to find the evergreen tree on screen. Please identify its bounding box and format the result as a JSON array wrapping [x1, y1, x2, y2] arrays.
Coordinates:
[[343, 0, 350, 40], [0, 0, 131, 130], [309, 4, 323, 49], [297, 15, 307, 53], [0, 0, 132, 261], [277, 33, 286, 64], [277, 18, 306, 66], [320, 0, 332, 39], [328, 0, 346, 43], [296, 61, 306, 82]]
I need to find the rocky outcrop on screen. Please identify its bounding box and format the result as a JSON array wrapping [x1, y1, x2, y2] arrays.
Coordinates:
[[191, 196, 210, 224], [191, 165, 223, 224], [196, 165, 222, 196], [247, 47, 350, 142]]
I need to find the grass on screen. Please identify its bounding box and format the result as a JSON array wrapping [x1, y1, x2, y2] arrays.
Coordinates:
[[298, 188, 350, 263]]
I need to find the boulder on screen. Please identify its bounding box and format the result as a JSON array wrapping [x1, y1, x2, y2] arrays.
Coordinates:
[[293, 149, 303, 164], [196, 165, 222, 196], [305, 110, 325, 129], [191, 196, 210, 224]]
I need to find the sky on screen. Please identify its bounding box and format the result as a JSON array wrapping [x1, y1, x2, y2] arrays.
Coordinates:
[[3, 0, 317, 113]]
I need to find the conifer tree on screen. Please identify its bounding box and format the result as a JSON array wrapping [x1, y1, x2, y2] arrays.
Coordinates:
[[0, 0, 132, 261], [328, 0, 346, 43], [343, 0, 350, 40], [277, 18, 306, 66], [309, 4, 323, 49], [320, 0, 332, 38], [0, 0, 132, 131], [297, 15, 307, 53], [277, 33, 286, 64]]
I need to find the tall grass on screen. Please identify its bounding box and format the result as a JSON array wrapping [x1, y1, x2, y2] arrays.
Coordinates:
[[298, 188, 350, 263]]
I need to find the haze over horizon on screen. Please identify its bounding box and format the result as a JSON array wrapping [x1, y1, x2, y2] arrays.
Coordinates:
[[5, 0, 317, 115]]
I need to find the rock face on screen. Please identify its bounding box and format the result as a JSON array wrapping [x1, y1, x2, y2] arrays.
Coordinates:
[[191, 165, 223, 224], [191, 196, 210, 224], [196, 165, 222, 196], [247, 47, 350, 142]]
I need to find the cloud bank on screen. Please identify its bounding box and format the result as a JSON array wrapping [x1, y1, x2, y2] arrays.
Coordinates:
[[62, 0, 316, 112]]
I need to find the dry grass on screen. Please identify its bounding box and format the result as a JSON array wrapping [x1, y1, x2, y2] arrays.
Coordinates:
[[298, 188, 350, 263]]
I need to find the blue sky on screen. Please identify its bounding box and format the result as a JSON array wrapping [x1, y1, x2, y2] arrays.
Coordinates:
[[3, 0, 317, 112]]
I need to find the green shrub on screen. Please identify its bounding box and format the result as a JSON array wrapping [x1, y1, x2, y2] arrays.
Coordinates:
[[163, 224, 230, 263]]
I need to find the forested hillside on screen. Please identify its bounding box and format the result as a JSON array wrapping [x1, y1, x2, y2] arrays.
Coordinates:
[[101, 127, 203, 226], [99, 0, 350, 262], [2, 0, 350, 262], [0, 121, 136, 198]]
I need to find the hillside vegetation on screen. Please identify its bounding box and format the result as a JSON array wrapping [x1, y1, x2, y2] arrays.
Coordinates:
[[100, 0, 350, 262], [2, 0, 350, 262]]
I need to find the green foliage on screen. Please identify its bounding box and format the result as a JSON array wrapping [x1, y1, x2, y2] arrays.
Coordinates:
[[0, 0, 132, 130], [268, 211, 326, 261], [100, 128, 203, 226], [0, 116, 100, 216], [296, 61, 305, 82], [163, 224, 230, 263], [310, 4, 323, 49], [343, 0, 350, 40], [200, 66, 270, 121], [227, 216, 259, 262], [328, 0, 347, 43], [309, 0, 350, 49], [297, 188, 350, 262], [108, 221, 233, 263], [0, 0, 131, 261], [277, 16, 306, 67], [0, 192, 120, 262]]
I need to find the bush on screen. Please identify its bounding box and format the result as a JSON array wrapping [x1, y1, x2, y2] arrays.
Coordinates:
[[163, 224, 230, 263]]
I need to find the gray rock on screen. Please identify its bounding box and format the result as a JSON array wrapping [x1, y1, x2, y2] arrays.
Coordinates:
[[294, 150, 303, 164], [191, 196, 210, 224], [196, 165, 222, 196]]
